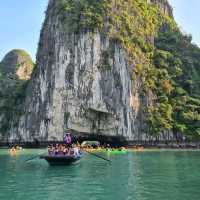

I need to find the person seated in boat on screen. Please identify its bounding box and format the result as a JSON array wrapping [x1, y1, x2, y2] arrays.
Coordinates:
[[48, 144, 51, 155], [57, 144, 65, 155], [63, 146, 69, 155], [54, 144, 59, 155], [69, 148, 74, 156], [46, 144, 51, 155], [47, 144, 55, 155], [62, 144, 67, 154], [73, 145, 80, 157]]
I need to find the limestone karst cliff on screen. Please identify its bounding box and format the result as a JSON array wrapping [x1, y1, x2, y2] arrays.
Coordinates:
[[7, 0, 172, 143], [1, 0, 200, 144], [0, 50, 34, 142]]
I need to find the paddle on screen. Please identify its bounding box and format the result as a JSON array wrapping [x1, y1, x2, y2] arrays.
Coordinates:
[[83, 149, 112, 163], [25, 151, 46, 162]]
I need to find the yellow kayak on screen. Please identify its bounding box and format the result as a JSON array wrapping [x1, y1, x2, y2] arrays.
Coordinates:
[[9, 148, 17, 156]]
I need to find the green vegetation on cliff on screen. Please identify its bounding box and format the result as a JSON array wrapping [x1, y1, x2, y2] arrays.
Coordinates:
[[57, 0, 174, 68], [0, 50, 34, 135], [56, 0, 200, 138], [149, 28, 200, 138]]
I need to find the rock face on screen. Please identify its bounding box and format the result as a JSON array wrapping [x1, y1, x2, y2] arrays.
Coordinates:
[[6, 0, 176, 143], [0, 50, 34, 142], [16, 33, 144, 142], [0, 49, 34, 80]]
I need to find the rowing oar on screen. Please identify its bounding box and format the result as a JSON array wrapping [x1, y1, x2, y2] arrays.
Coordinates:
[[25, 151, 46, 162], [83, 149, 111, 163]]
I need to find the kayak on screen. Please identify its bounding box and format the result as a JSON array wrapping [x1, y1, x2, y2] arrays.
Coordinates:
[[82, 148, 128, 154], [83, 148, 103, 153], [106, 150, 127, 154], [40, 154, 82, 166]]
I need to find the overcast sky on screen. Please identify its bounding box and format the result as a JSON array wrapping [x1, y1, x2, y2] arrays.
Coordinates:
[[0, 0, 199, 61]]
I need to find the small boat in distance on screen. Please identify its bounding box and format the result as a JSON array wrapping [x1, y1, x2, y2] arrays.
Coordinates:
[[40, 154, 82, 166], [106, 149, 127, 154]]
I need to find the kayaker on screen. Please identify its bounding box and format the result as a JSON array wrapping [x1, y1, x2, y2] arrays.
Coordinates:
[[106, 144, 111, 151], [9, 147, 17, 156]]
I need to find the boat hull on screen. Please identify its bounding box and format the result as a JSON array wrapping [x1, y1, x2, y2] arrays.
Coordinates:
[[40, 155, 82, 166]]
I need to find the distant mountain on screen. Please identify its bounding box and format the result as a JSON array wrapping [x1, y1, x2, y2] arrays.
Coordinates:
[[0, 49, 34, 141], [0, 49, 34, 80]]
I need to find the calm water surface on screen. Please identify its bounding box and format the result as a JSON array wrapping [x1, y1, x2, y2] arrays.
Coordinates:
[[0, 149, 200, 200]]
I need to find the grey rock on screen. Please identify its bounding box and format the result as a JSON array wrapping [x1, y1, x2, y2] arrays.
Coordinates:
[[2, 0, 180, 143]]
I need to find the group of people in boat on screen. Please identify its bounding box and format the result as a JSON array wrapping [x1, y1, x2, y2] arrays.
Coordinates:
[[47, 130, 81, 157], [47, 143, 81, 157]]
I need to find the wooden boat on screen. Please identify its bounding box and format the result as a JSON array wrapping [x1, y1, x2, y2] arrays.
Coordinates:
[[40, 154, 82, 166]]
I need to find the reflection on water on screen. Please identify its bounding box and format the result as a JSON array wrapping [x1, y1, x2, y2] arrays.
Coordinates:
[[0, 149, 200, 200]]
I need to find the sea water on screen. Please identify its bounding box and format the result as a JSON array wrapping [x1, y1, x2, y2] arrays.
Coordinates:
[[0, 149, 200, 200]]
